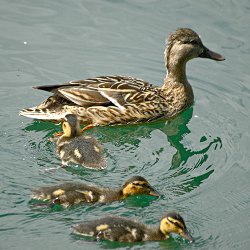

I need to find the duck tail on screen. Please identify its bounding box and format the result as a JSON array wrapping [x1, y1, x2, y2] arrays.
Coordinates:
[[19, 107, 66, 121], [33, 83, 80, 92], [33, 84, 63, 92], [19, 95, 72, 120]]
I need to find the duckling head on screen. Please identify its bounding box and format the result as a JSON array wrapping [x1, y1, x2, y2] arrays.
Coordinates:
[[165, 28, 225, 72], [121, 176, 159, 198], [160, 212, 194, 242], [62, 114, 81, 137]]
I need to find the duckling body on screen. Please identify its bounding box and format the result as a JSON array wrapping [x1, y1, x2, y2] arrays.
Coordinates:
[[32, 176, 159, 207], [73, 212, 193, 243], [20, 28, 225, 126], [56, 114, 106, 169]]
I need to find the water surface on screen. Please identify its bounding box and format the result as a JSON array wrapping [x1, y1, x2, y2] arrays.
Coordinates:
[[1, 0, 250, 249]]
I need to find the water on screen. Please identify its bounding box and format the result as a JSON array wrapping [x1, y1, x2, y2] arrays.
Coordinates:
[[1, 0, 250, 249]]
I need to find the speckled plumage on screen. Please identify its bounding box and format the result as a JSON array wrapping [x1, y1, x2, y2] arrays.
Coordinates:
[[72, 212, 194, 243], [20, 28, 224, 126], [55, 114, 106, 169], [57, 135, 106, 169], [32, 176, 159, 207]]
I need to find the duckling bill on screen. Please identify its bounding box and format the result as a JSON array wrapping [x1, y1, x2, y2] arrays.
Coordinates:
[[56, 114, 106, 169], [32, 176, 159, 207], [72, 212, 194, 243]]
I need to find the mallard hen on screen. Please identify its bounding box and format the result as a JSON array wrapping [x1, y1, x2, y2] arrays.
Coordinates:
[[20, 28, 224, 127]]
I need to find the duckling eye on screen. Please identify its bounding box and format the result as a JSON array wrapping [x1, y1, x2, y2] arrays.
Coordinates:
[[173, 221, 184, 229], [190, 40, 199, 45], [133, 182, 142, 188], [133, 182, 140, 186], [167, 218, 185, 229], [133, 182, 149, 188]]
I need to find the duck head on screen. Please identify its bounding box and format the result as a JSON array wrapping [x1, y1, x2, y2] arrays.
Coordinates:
[[165, 28, 225, 72], [121, 176, 159, 198], [160, 212, 194, 242], [62, 114, 81, 137]]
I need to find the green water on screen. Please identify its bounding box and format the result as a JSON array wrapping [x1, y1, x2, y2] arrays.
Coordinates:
[[1, 0, 250, 249]]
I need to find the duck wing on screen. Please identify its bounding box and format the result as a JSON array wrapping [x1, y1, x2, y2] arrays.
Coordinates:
[[32, 182, 102, 204], [34, 75, 159, 110]]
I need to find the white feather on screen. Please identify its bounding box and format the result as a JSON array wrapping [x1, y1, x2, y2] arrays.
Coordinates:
[[100, 91, 125, 111]]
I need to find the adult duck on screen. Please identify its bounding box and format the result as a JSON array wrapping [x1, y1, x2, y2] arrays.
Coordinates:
[[20, 28, 225, 127]]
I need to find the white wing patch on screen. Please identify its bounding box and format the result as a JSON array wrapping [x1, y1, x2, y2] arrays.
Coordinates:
[[74, 148, 82, 159], [100, 91, 125, 111]]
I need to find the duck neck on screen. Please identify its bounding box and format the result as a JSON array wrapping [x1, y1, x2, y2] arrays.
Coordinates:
[[145, 227, 169, 241], [117, 189, 127, 199], [166, 60, 188, 84], [161, 58, 194, 113], [163, 43, 190, 86], [99, 189, 122, 202], [106, 188, 125, 201]]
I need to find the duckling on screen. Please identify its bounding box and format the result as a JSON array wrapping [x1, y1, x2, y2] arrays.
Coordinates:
[[72, 212, 194, 243], [32, 176, 159, 207], [20, 28, 225, 128], [56, 114, 106, 169]]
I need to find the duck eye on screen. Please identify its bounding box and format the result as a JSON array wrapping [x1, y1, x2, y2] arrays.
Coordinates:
[[133, 182, 140, 186], [167, 217, 185, 229], [133, 182, 149, 188], [173, 221, 183, 229], [190, 40, 199, 45]]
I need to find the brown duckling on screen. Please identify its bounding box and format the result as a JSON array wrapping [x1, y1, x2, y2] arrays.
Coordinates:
[[20, 28, 225, 128], [72, 212, 194, 243], [32, 176, 159, 207], [56, 114, 106, 169]]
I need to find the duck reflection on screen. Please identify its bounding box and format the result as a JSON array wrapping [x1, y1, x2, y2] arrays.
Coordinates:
[[22, 107, 222, 192]]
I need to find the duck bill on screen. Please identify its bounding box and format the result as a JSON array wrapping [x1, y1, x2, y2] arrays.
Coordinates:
[[180, 228, 194, 242], [149, 187, 160, 197], [199, 46, 225, 61]]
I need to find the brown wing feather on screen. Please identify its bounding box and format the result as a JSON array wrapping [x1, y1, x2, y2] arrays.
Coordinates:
[[33, 75, 159, 109]]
